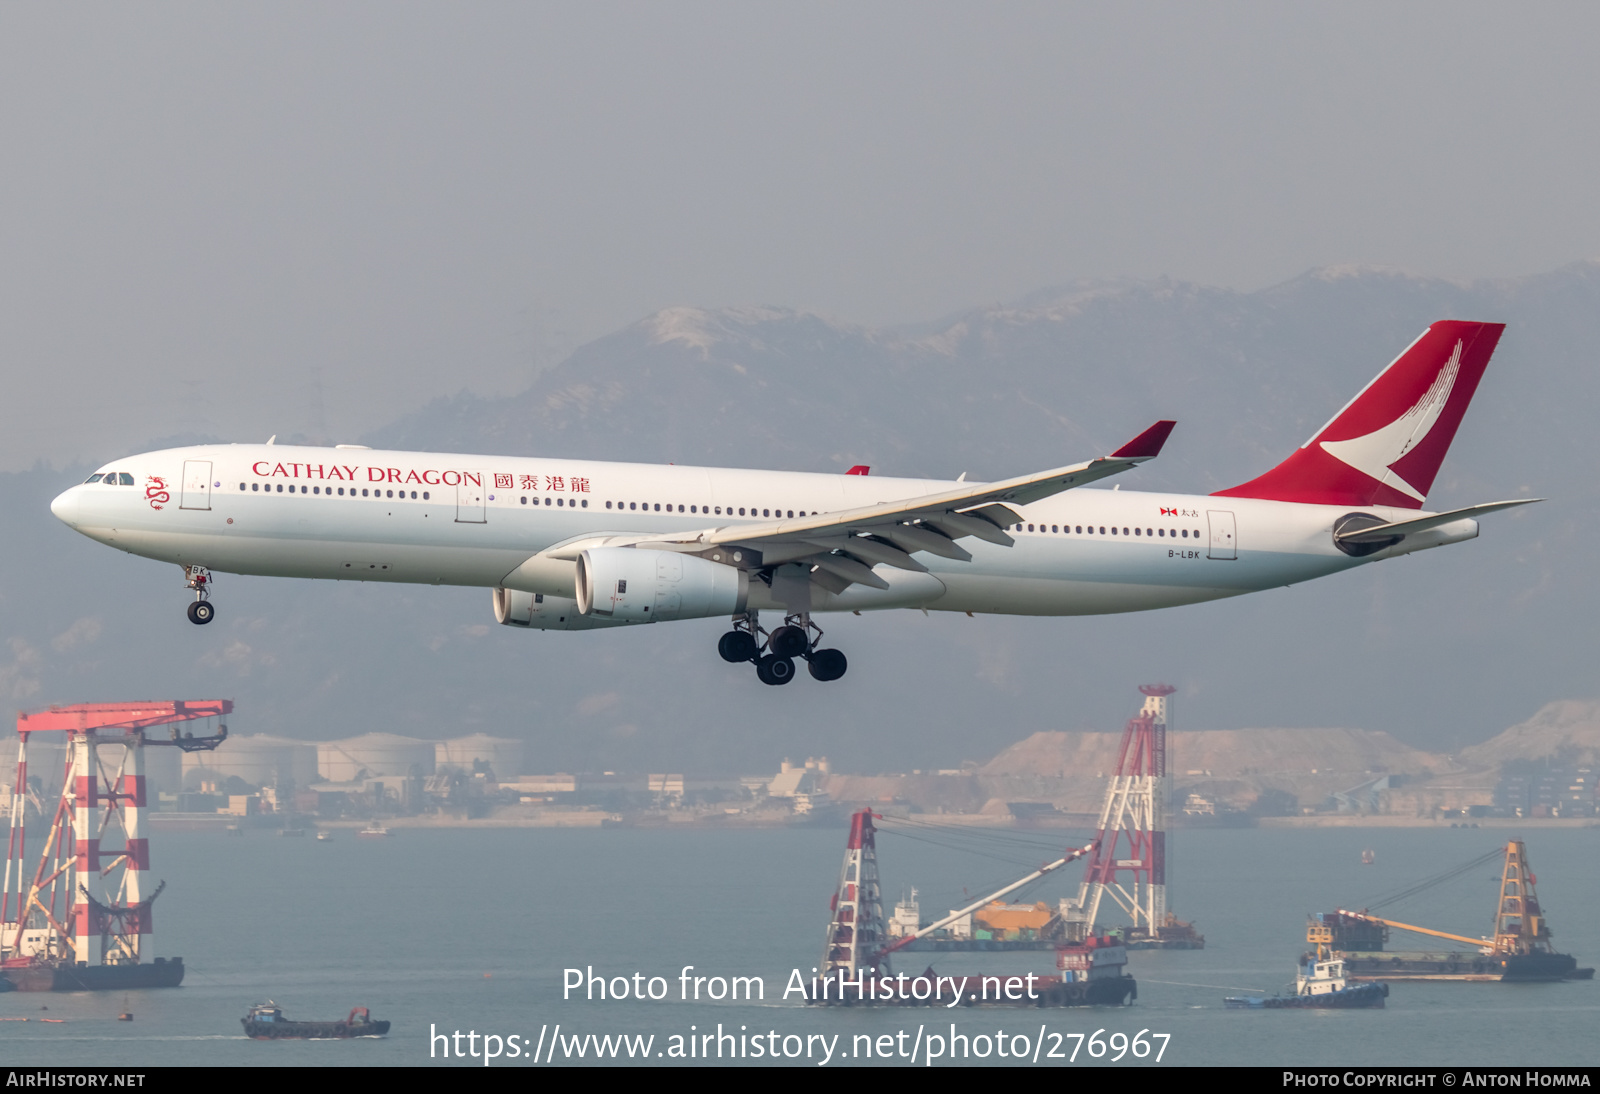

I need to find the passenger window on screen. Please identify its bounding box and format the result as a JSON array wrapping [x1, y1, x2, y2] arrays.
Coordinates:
[[411, 491, 418, 499], [313, 486, 320, 494], [545, 497, 552, 505], [1098, 526, 1105, 534], [556, 497, 564, 506], [690, 505, 697, 513], [362, 489, 368, 496], [787, 510, 793, 518], [1134, 527, 1140, 535], [84, 474, 103, 483], [1027, 524, 1034, 532], [606, 501, 612, 509], [1180, 529, 1187, 538], [1075, 525, 1082, 533], [581, 499, 587, 507], [629, 502, 636, 510], [1051, 525, 1058, 533], [654, 503, 660, 512], [252, 483, 260, 491], [521, 497, 527, 505], [738, 508, 745, 516], [1111, 526, 1117, 534], [715, 507, 722, 515]]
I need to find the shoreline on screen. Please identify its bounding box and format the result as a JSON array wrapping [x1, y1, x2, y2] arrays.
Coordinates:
[[146, 811, 1600, 832]]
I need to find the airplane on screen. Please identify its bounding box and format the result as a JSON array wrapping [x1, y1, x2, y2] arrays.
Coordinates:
[[51, 319, 1536, 686]]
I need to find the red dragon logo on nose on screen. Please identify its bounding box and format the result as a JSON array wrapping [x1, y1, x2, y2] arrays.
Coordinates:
[[145, 476, 170, 510]]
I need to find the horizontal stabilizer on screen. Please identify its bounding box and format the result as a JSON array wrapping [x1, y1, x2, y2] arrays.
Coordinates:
[[1335, 499, 1543, 544]]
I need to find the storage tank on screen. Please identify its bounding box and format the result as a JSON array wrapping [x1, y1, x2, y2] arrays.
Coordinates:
[[182, 734, 318, 790], [317, 733, 435, 783], [435, 734, 524, 779]]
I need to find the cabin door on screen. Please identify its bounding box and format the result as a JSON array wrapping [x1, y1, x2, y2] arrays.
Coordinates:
[[1206, 510, 1236, 560], [455, 472, 487, 523], [180, 460, 212, 510]]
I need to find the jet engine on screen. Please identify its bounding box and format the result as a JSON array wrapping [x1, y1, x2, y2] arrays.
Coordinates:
[[492, 588, 626, 630], [575, 547, 747, 622]]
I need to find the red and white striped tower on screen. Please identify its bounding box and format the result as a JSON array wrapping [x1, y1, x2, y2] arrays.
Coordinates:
[[69, 730, 106, 966], [1077, 684, 1174, 932], [820, 809, 889, 983], [112, 735, 149, 957]]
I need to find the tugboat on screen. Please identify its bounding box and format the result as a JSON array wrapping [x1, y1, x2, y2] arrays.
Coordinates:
[[242, 1001, 390, 1039], [1225, 953, 1388, 1009]]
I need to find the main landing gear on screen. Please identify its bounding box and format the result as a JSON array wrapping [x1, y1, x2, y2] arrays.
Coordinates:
[[184, 566, 215, 625], [718, 613, 847, 686]]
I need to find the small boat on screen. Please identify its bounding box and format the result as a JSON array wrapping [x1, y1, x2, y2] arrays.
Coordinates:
[[1361, 849, 1376, 865], [1225, 955, 1388, 1009], [242, 1002, 390, 1039], [357, 825, 390, 839], [316, 830, 334, 842]]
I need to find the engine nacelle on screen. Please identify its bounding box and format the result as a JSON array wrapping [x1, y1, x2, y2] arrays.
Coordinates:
[[576, 547, 747, 622], [493, 588, 628, 630]]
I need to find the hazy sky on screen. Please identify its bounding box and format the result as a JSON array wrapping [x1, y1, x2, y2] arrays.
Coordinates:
[[4, 3, 1599, 470]]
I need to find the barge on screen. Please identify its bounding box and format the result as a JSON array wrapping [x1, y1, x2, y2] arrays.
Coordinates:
[[812, 809, 1134, 1007]]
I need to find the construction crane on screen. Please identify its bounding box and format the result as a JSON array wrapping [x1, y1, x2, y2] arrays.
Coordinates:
[[869, 839, 1098, 967], [1329, 911, 1489, 953], [3, 700, 231, 990], [1337, 840, 1560, 958]]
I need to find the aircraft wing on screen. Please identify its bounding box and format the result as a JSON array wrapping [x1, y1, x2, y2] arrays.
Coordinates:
[[560, 421, 1174, 593]]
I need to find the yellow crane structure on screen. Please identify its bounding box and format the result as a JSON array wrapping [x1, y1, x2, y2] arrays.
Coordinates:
[[1313, 840, 1593, 982]]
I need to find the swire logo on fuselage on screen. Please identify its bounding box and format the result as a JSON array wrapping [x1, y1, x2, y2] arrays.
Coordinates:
[[248, 461, 591, 492]]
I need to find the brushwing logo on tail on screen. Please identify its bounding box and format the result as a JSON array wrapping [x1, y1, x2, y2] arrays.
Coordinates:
[[1316, 340, 1463, 503]]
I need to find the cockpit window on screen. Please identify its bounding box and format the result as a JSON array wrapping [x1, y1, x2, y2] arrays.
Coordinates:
[[118, 473, 135, 485], [84, 474, 104, 483]]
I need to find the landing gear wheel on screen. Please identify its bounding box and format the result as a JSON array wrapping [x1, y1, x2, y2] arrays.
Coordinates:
[[767, 625, 808, 659], [755, 654, 795, 686], [718, 630, 758, 663], [187, 601, 214, 625], [807, 648, 847, 681]]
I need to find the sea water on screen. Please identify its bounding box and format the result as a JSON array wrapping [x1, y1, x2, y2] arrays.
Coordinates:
[[2, 824, 1596, 1067]]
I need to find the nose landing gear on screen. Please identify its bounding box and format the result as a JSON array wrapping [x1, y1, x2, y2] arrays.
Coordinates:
[[184, 566, 215, 625], [717, 612, 847, 685]]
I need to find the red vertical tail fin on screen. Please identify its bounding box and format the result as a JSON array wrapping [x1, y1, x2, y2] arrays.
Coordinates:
[[1213, 320, 1504, 509]]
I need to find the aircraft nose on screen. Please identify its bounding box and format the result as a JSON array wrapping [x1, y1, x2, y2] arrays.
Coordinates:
[[51, 487, 80, 526]]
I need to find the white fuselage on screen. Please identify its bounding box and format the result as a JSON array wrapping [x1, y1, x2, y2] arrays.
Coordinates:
[[50, 443, 1477, 620]]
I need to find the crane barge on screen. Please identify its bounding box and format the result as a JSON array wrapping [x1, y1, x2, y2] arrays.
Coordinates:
[[810, 809, 1136, 1006], [1312, 841, 1593, 983]]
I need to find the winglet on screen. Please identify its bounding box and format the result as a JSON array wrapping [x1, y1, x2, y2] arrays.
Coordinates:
[[846, 465, 870, 476], [1110, 420, 1176, 460]]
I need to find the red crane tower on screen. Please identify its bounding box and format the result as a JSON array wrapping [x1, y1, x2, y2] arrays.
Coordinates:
[[1068, 684, 1202, 948], [2, 700, 229, 991]]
